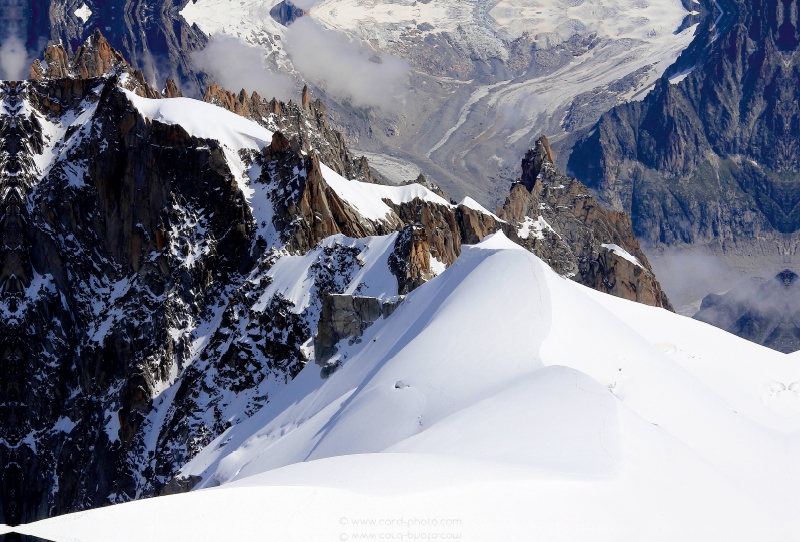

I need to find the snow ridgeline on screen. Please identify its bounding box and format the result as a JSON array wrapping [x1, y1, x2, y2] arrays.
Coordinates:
[[124, 89, 457, 225], [18, 232, 800, 541]]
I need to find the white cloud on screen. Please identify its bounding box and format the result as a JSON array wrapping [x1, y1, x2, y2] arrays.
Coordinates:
[[0, 36, 30, 80], [285, 18, 409, 110], [192, 35, 295, 100]]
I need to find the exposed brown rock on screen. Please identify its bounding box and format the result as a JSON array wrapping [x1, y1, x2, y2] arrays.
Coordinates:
[[203, 82, 378, 184], [71, 29, 129, 79], [498, 136, 674, 310], [385, 197, 461, 267], [264, 131, 399, 253], [456, 204, 508, 246], [29, 30, 162, 100], [30, 43, 71, 79], [389, 226, 434, 294], [163, 78, 183, 98]]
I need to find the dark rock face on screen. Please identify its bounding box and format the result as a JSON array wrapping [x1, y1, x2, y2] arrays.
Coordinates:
[[694, 270, 800, 353], [0, 73, 253, 522], [315, 293, 403, 373], [568, 0, 800, 248], [269, 0, 307, 26]]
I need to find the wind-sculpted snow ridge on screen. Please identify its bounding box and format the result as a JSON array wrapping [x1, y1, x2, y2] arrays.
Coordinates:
[[15, 232, 800, 541]]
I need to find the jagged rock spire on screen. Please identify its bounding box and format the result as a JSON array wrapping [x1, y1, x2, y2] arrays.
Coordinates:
[[28, 30, 168, 99], [31, 29, 128, 80], [163, 77, 183, 98], [520, 135, 556, 191]]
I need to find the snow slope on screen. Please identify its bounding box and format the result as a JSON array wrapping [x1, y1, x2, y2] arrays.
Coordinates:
[[320, 162, 451, 221], [17, 233, 800, 541]]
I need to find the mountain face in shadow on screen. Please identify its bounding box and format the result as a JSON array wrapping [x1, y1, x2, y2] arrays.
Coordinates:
[[568, 0, 800, 249], [19, 0, 208, 94], [694, 270, 800, 353]]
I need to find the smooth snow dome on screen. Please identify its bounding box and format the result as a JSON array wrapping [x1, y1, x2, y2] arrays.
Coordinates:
[[17, 233, 800, 541]]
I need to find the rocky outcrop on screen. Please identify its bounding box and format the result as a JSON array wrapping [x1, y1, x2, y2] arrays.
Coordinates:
[[162, 78, 183, 98], [270, 0, 307, 26], [403, 173, 447, 199], [204, 83, 378, 184], [567, 0, 800, 248], [694, 270, 800, 353], [389, 226, 434, 295], [500, 137, 674, 310], [264, 131, 399, 254], [30, 29, 161, 99], [315, 294, 403, 373], [43, 28, 126, 79]]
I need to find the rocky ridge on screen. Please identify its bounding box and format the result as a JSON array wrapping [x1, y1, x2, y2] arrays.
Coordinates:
[[501, 137, 673, 310], [0, 32, 670, 524], [203, 82, 377, 185]]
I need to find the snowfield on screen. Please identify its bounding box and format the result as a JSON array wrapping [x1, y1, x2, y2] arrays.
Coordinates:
[[16, 233, 800, 541]]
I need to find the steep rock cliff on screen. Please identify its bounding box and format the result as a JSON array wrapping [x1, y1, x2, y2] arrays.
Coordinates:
[[568, 0, 800, 248]]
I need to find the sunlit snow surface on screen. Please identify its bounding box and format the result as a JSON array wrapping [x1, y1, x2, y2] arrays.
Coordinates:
[[17, 233, 800, 541]]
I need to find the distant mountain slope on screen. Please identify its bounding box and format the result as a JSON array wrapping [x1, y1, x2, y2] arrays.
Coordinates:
[[568, 0, 800, 250], [694, 270, 800, 353], [179, 0, 704, 205]]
